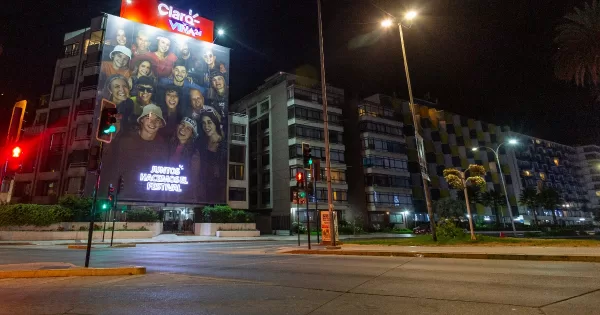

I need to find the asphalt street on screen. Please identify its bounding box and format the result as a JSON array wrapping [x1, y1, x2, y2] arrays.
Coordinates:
[[1, 241, 599, 314]]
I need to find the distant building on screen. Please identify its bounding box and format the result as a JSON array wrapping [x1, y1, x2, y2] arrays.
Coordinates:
[[575, 145, 600, 218]]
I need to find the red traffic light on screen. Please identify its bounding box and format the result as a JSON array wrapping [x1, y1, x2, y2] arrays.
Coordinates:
[[296, 172, 304, 182], [12, 146, 21, 158]]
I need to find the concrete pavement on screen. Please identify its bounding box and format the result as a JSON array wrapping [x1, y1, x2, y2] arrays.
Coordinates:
[[0, 242, 599, 314]]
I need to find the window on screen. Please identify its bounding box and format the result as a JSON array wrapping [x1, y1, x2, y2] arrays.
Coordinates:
[[52, 83, 74, 101], [539, 172, 546, 181], [229, 145, 245, 163], [259, 100, 270, 114], [262, 172, 270, 185], [288, 125, 343, 143], [389, 213, 404, 223], [231, 124, 246, 141], [357, 102, 395, 119], [553, 158, 559, 166], [229, 164, 244, 180], [66, 177, 83, 194], [363, 155, 408, 171], [365, 174, 410, 188], [358, 121, 402, 136], [39, 181, 58, 196], [60, 67, 76, 84], [315, 189, 348, 202], [48, 108, 70, 127], [370, 213, 385, 222], [366, 192, 412, 207], [63, 43, 79, 58], [81, 75, 99, 89], [261, 190, 271, 204], [289, 106, 342, 125], [84, 30, 103, 54], [523, 170, 531, 177], [229, 188, 247, 201], [68, 149, 88, 165], [361, 137, 407, 154], [261, 152, 270, 166], [78, 98, 95, 111], [249, 107, 257, 118]]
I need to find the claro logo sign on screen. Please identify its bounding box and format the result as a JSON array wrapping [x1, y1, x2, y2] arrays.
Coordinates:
[[120, 0, 214, 42], [157, 3, 203, 37]]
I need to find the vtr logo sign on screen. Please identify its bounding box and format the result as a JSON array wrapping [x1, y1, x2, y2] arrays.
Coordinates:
[[120, 0, 214, 42], [157, 3, 203, 37]]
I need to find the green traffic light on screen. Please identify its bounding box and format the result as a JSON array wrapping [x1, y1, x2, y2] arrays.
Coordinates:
[[102, 203, 108, 210], [299, 191, 306, 198], [308, 159, 313, 165], [103, 125, 116, 134]]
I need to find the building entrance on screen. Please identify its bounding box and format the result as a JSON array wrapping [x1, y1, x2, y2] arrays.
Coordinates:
[[162, 208, 194, 234]]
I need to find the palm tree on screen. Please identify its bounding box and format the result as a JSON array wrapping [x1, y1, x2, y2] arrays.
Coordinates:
[[554, 1, 600, 100], [479, 190, 506, 228], [443, 165, 487, 240], [539, 188, 562, 226], [519, 188, 540, 227]]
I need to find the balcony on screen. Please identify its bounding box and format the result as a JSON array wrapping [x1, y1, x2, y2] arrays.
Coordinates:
[[82, 63, 100, 77], [67, 162, 87, 177], [23, 125, 45, 135]]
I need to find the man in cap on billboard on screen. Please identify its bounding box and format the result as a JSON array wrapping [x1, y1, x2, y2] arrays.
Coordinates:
[[101, 45, 132, 81]]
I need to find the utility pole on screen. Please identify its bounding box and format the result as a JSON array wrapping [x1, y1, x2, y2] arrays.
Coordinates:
[[85, 144, 103, 268], [305, 168, 311, 250], [317, 0, 337, 247]]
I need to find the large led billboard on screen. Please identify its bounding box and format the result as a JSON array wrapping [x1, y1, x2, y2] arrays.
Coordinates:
[[98, 14, 230, 204]]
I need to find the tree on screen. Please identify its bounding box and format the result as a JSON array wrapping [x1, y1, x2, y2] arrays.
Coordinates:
[[554, 1, 600, 101], [539, 188, 562, 226], [519, 188, 540, 226], [443, 165, 487, 240], [479, 190, 506, 228], [433, 198, 466, 219]]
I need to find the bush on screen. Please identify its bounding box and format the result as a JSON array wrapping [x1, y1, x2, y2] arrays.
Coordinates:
[[437, 218, 465, 239], [127, 208, 159, 222], [58, 195, 93, 221], [201, 205, 254, 223], [0, 204, 73, 227]]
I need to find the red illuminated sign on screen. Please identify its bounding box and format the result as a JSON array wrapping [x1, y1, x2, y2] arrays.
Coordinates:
[[120, 0, 214, 42]]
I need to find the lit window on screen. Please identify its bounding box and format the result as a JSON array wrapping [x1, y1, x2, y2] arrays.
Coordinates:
[[553, 158, 559, 166], [523, 170, 531, 177], [595, 191, 600, 197], [539, 172, 546, 180]]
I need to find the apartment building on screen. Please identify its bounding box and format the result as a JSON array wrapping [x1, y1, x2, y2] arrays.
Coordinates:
[[231, 72, 348, 230], [576, 145, 600, 217], [344, 94, 413, 228]]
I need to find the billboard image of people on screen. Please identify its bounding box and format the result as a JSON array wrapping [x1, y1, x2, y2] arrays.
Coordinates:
[[98, 14, 230, 204]]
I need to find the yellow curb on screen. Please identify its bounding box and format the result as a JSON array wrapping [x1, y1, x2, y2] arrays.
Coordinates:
[[0, 266, 146, 278], [112, 244, 136, 248], [67, 245, 90, 249], [282, 250, 600, 263]]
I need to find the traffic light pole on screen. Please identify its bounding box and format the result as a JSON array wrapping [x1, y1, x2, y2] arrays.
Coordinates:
[[296, 192, 300, 246], [313, 166, 319, 244], [85, 143, 103, 268], [305, 169, 311, 250], [110, 190, 118, 247]]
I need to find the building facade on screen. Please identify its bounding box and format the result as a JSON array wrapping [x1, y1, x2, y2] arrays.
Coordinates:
[[232, 72, 348, 230], [344, 94, 413, 229], [11, 16, 248, 228], [576, 145, 600, 217]]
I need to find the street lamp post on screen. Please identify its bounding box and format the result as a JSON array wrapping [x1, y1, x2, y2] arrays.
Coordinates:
[[472, 139, 518, 236], [382, 12, 437, 241]]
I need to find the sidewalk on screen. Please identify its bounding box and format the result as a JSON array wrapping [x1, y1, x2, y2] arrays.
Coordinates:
[[281, 244, 600, 262]]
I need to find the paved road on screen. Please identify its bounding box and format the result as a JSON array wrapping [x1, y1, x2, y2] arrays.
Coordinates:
[[1, 242, 599, 314]]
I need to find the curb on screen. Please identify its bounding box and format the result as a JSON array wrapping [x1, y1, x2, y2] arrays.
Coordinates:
[[55, 239, 279, 246], [67, 245, 89, 249], [0, 266, 146, 278], [283, 249, 600, 263], [0, 242, 34, 246]]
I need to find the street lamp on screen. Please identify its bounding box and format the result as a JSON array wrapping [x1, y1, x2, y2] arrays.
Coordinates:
[[472, 139, 519, 236], [381, 11, 438, 241], [213, 28, 225, 43]]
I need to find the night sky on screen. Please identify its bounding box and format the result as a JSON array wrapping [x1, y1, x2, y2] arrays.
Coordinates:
[[0, 0, 597, 145]]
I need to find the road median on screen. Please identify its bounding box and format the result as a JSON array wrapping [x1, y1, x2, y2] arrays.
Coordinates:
[[0, 266, 146, 278], [283, 248, 600, 262]]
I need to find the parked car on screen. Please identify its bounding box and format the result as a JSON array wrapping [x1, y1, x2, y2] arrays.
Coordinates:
[[413, 224, 431, 234]]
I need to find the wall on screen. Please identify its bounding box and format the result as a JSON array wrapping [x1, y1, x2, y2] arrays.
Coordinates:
[[269, 82, 291, 217], [0, 230, 154, 241], [0, 222, 162, 236], [194, 223, 257, 236]]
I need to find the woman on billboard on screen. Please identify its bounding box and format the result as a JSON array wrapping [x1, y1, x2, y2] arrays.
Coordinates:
[[168, 117, 201, 201], [197, 109, 226, 203], [133, 35, 178, 79], [130, 58, 157, 94]]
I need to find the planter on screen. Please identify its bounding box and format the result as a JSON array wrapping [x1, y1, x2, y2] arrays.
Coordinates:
[[0, 230, 154, 241], [194, 223, 257, 236], [216, 230, 260, 237]]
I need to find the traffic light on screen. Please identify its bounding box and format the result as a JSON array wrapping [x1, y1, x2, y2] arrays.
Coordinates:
[[6, 145, 23, 175], [107, 183, 115, 203], [298, 190, 306, 199], [101, 201, 109, 210], [117, 175, 124, 194], [307, 181, 314, 196], [96, 99, 118, 143], [295, 171, 304, 189], [302, 142, 312, 169]]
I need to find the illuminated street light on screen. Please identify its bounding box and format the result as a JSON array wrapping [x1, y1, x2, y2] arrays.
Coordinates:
[[217, 29, 225, 36], [472, 139, 521, 236], [381, 19, 393, 28], [405, 11, 417, 20]]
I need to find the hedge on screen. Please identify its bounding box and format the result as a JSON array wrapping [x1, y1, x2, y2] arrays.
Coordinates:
[[201, 205, 255, 223], [126, 209, 160, 222], [0, 204, 73, 227]]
